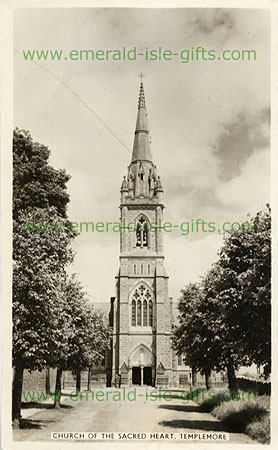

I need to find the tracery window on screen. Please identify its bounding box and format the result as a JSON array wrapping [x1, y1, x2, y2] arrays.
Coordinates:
[[131, 284, 153, 327]]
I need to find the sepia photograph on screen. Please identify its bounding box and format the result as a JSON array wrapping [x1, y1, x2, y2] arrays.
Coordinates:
[[1, 3, 273, 448]]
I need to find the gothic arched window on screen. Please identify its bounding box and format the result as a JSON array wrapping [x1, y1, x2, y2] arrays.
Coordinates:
[[136, 217, 148, 248], [138, 163, 144, 181], [131, 284, 154, 327]]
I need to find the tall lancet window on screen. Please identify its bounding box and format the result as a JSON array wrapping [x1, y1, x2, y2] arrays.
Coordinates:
[[143, 300, 147, 326], [136, 217, 148, 248], [138, 163, 145, 181], [132, 300, 136, 326], [137, 300, 142, 326], [149, 300, 153, 327]]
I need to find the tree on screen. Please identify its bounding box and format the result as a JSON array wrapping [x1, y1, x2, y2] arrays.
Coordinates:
[[53, 275, 112, 406], [201, 263, 248, 390], [13, 128, 70, 220], [173, 206, 271, 391], [12, 129, 75, 427], [218, 206, 271, 374], [173, 283, 216, 389]]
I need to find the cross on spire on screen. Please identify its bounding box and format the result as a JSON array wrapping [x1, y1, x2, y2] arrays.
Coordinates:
[[138, 72, 145, 83]]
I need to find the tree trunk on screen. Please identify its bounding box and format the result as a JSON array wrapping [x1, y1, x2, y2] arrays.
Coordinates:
[[76, 370, 81, 392], [87, 368, 91, 391], [54, 368, 63, 408], [45, 367, 50, 394], [191, 365, 197, 386], [227, 360, 237, 392], [12, 363, 24, 429], [205, 368, 212, 390]]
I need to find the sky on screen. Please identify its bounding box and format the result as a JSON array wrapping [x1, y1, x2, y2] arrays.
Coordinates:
[[14, 8, 270, 303]]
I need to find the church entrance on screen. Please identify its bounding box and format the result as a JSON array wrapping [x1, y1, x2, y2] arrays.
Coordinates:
[[143, 367, 152, 385], [132, 366, 152, 385], [132, 367, 141, 385]]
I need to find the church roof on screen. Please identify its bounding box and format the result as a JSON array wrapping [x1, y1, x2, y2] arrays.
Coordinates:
[[131, 81, 153, 163]]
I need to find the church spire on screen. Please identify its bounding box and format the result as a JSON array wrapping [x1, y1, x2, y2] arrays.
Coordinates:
[[131, 81, 152, 163], [121, 79, 163, 199]]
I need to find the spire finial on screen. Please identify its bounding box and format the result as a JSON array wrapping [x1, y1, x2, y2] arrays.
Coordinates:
[[138, 72, 145, 83]]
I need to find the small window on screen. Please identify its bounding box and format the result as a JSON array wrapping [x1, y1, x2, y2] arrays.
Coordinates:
[[134, 264, 136, 275], [149, 300, 153, 326], [143, 300, 147, 326], [132, 300, 136, 326], [141, 264, 144, 275], [137, 300, 142, 326], [148, 264, 151, 275], [178, 354, 182, 366], [136, 217, 148, 247]]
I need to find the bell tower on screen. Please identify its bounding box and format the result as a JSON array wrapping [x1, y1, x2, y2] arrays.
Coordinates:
[[112, 80, 173, 387]]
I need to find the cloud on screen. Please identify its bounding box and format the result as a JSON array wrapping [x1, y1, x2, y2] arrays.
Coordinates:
[[213, 107, 270, 181], [217, 148, 270, 216], [193, 10, 235, 38]]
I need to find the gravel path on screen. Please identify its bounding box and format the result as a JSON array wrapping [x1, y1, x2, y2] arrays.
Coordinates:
[[14, 387, 253, 444]]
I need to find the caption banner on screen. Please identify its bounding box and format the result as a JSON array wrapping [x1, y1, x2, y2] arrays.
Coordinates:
[[51, 432, 230, 441]]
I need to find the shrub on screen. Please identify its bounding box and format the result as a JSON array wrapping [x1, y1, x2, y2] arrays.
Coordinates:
[[236, 377, 271, 396], [246, 413, 270, 444], [213, 401, 267, 432], [198, 391, 226, 412], [195, 390, 270, 443]]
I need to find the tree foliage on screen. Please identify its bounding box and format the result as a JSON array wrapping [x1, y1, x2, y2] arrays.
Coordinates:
[[53, 274, 112, 405], [173, 206, 271, 388], [62, 275, 112, 372], [13, 128, 70, 220], [13, 207, 75, 370], [218, 207, 271, 371], [13, 128, 75, 371], [12, 128, 112, 423]]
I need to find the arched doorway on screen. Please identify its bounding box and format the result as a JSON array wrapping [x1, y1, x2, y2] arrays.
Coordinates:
[[129, 344, 154, 386]]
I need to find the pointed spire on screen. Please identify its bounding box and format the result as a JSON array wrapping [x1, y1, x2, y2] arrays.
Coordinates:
[[131, 81, 152, 163], [138, 82, 146, 108]]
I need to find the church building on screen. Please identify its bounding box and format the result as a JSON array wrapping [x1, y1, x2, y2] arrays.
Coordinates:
[[106, 80, 190, 387], [62, 81, 227, 390], [21, 81, 229, 393]]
